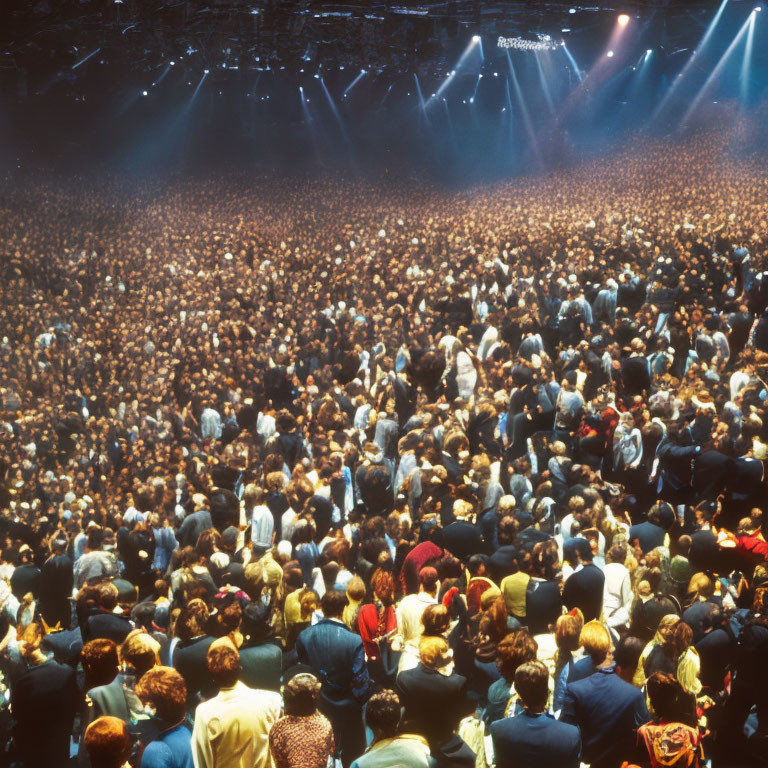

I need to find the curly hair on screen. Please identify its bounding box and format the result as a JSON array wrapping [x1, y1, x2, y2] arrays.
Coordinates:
[[135, 666, 187, 723], [496, 629, 538, 682]]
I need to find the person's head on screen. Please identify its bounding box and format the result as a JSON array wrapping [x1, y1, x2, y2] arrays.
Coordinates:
[[81, 638, 120, 689], [496, 629, 538, 682], [96, 581, 119, 612], [206, 639, 241, 688], [614, 635, 645, 684], [283, 672, 322, 716], [421, 604, 450, 636], [514, 660, 549, 713], [686, 572, 714, 601], [320, 588, 347, 619], [120, 630, 161, 678], [371, 568, 395, 606], [365, 689, 402, 740], [579, 620, 612, 665], [418, 566, 439, 596], [418, 636, 453, 671], [345, 575, 366, 604], [175, 599, 210, 642], [555, 613, 583, 655], [83, 716, 131, 768], [646, 671, 686, 721], [135, 666, 188, 725]]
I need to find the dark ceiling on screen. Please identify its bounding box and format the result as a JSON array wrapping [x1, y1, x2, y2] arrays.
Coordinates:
[[2, 0, 738, 92]]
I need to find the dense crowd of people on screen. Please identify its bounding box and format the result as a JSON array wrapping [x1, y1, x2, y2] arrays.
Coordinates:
[[2, 130, 768, 768]]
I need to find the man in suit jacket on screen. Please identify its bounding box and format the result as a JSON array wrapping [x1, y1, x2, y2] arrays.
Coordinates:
[[491, 660, 581, 768], [562, 538, 605, 622], [84, 581, 134, 644], [39, 536, 74, 629], [296, 589, 374, 767], [12, 653, 81, 766], [560, 663, 648, 768], [396, 637, 473, 754]]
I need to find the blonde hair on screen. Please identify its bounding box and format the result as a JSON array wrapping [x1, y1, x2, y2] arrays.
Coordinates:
[[419, 636, 452, 669], [579, 620, 611, 663]]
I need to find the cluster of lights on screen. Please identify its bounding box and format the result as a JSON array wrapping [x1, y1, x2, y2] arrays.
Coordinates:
[[497, 35, 559, 51]]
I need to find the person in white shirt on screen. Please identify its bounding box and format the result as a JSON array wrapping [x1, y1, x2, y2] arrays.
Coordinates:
[[192, 639, 281, 768], [603, 544, 633, 639], [392, 567, 439, 675]]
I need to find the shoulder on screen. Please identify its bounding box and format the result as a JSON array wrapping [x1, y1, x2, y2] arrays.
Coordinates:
[[141, 740, 174, 768]]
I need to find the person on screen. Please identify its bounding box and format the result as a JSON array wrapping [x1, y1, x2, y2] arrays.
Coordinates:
[[396, 636, 474, 758], [485, 629, 538, 725], [351, 689, 435, 768], [84, 581, 134, 644], [134, 666, 194, 768], [191, 639, 281, 768], [83, 716, 133, 768], [269, 671, 335, 768], [637, 672, 703, 768], [560, 624, 649, 768], [562, 538, 605, 623], [491, 660, 581, 768], [295, 589, 374, 766], [39, 534, 74, 629], [568, 620, 611, 685], [172, 600, 216, 703], [393, 566, 439, 674], [11, 621, 82, 766]]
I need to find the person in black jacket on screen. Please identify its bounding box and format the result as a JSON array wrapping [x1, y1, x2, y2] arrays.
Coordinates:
[[562, 538, 605, 623], [11, 622, 82, 767], [38, 535, 74, 629], [397, 636, 474, 757], [84, 581, 134, 644]]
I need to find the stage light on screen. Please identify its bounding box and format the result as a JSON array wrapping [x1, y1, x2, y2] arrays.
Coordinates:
[[494, 72, 498, 76], [755, 5, 762, 10], [170, 61, 175, 66], [142, 90, 148, 96], [569, 8, 576, 14], [472, 35, 481, 42], [647, 49, 652, 55], [618, 14, 630, 26], [606, 50, 614, 57], [204, 69, 209, 74]]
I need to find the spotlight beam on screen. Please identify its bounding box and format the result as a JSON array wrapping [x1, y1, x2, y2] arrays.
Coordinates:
[[562, 43, 584, 82], [427, 35, 481, 106], [650, 0, 729, 123], [741, 11, 757, 103], [190, 70, 208, 101], [343, 70, 365, 97], [681, 12, 753, 127], [506, 50, 541, 164], [72, 48, 101, 70], [534, 51, 556, 114]]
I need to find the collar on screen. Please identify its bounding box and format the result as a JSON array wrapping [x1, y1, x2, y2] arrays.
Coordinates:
[[367, 734, 430, 753]]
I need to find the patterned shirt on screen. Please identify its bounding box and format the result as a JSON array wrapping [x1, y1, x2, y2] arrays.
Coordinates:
[[269, 712, 335, 768]]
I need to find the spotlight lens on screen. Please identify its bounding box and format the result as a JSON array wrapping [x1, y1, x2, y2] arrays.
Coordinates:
[[472, 35, 481, 42], [606, 50, 614, 57], [142, 90, 148, 96], [569, 8, 576, 14], [756, 5, 762, 10], [618, 13, 630, 26]]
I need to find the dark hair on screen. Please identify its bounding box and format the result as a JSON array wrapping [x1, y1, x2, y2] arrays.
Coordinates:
[[81, 639, 119, 689], [206, 643, 241, 688], [646, 671, 686, 721], [283, 673, 321, 716], [320, 588, 347, 618], [365, 689, 402, 737], [514, 660, 549, 712], [135, 666, 188, 723], [496, 629, 538, 681], [530, 539, 560, 580], [614, 635, 644, 677], [84, 716, 132, 768]]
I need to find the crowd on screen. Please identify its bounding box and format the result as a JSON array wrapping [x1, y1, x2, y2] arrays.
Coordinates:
[[2, 129, 768, 768]]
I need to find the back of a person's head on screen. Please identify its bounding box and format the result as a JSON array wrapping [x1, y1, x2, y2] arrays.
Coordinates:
[[555, 612, 583, 652], [514, 660, 549, 712], [418, 565, 439, 594], [421, 603, 450, 636], [97, 581, 119, 611], [135, 666, 188, 724], [646, 671, 685, 721], [419, 635, 452, 670], [206, 639, 241, 688], [320, 588, 347, 619], [686, 572, 714, 600], [365, 689, 402, 738], [283, 672, 321, 716], [176, 600, 210, 642], [120, 630, 161, 675], [614, 634, 645, 677], [579, 620, 611, 664], [496, 629, 538, 681], [84, 716, 131, 768], [81, 638, 120, 688]]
